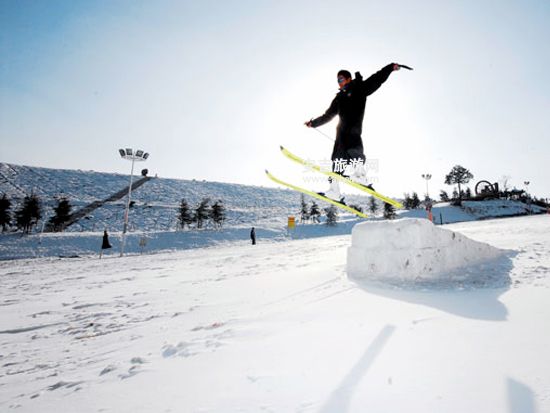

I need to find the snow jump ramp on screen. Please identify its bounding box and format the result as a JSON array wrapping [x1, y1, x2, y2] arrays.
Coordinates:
[[347, 218, 507, 285]]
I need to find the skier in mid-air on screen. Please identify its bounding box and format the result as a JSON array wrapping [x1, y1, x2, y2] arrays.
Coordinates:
[[305, 62, 412, 202]]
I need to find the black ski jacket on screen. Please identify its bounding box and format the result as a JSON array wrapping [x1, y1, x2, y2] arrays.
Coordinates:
[[311, 63, 395, 150]]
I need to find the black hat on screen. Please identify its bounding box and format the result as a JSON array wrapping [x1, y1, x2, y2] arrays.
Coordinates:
[[337, 70, 352, 79]]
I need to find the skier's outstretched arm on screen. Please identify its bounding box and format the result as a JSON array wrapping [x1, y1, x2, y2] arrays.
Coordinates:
[[362, 63, 403, 96], [305, 97, 338, 128]]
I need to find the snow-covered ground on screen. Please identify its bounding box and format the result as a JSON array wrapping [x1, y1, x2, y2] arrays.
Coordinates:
[[1, 214, 549, 412], [0, 216, 366, 260]]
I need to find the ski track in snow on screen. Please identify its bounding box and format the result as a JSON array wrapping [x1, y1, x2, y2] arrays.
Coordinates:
[[0, 215, 549, 412]]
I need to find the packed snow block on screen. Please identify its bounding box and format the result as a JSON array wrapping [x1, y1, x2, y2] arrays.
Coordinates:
[[347, 218, 505, 282]]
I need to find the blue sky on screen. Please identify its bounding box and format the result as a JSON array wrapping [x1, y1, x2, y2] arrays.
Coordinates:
[[1, 0, 549, 199]]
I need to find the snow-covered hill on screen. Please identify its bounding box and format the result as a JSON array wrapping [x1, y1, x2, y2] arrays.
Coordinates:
[[0, 162, 372, 234]]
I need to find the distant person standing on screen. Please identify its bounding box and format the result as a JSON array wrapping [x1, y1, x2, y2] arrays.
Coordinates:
[[100, 229, 112, 258], [250, 227, 256, 245]]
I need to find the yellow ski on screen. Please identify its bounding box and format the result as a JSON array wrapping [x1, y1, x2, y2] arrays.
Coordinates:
[[265, 170, 369, 219], [280, 145, 403, 209]]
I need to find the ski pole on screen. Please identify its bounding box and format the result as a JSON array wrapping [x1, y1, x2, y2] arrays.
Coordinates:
[[312, 127, 334, 142]]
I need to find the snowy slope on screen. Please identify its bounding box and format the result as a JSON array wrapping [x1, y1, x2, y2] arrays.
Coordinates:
[[0, 162, 372, 234], [1, 214, 549, 412]]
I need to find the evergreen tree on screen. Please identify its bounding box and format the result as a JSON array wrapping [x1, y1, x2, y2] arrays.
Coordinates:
[[445, 165, 473, 203], [464, 187, 472, 199], [194, 198, 211, 229], [383, 202, 396, 220], [452, 188, 459, 204], [210, 200, 226, 229], [178, 198, 193, 230], [48, 198, 72, 232], [0, 194, 11, 232], [325, 205, 338, 226], [403, 193, 413, 209], [410, 192, 421, 209], [309, 201, 321, 223], [16, 194, 42, 233], [440, 190, 450, 202], [299, 194, 310, 223], [402, 192, 420, 209], [368, 197, 379, 215]]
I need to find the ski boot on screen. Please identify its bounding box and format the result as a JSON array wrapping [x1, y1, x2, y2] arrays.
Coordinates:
[[319, 178, 346, 204], [347, 164, 375, 191]]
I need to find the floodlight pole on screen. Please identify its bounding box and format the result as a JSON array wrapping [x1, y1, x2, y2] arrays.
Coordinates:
[[120, 157, 135, 256], [524, 181, 531, 215], [119, 148, 148, 257], [422, 173, 432, 199]]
